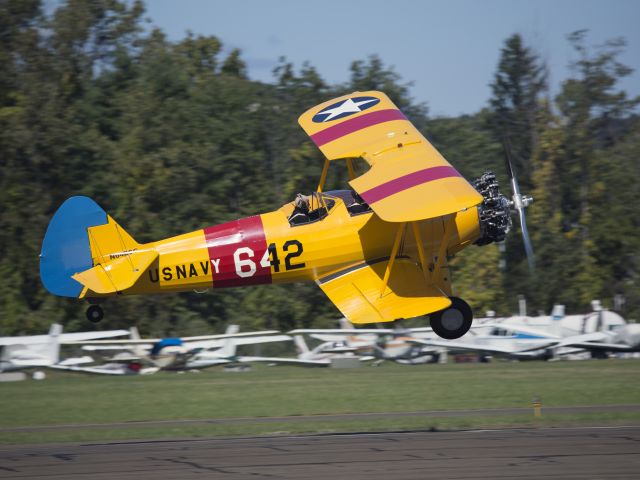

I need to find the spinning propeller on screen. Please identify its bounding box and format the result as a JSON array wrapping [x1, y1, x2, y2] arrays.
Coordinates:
[[503, 137, 535, 271]]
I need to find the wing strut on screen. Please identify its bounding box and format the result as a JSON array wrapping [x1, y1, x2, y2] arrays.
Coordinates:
[[346, 158, 356, 180], [379, 222, 405, 297], [433, 214, 456, 278], [317, 159, 330, 192], [411, 222, 429, 283]]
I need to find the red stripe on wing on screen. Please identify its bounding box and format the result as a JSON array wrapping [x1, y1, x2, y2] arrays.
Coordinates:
[[310, 109, 406, 147], [359, 166, 462, 204]]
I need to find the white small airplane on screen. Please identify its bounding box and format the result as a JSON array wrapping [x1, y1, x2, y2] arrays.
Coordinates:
[[288, 318, 443, 365], [239, 334, 376, 366], [409, 302, 640, 360], [62, 325, 292, 373], [0, 324, 129, 373]]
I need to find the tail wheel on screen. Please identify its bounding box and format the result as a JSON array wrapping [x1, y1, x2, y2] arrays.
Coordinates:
[[430, 297, 473, 340], [86, 305, 104, 323]]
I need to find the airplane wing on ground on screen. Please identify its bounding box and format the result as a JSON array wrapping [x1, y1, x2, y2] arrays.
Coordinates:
[[317, 258, 451, 324], [551, 332, 636, 352], [80, 345, 143, 352], [66, 330, 283, 347], [59, 330, 131, 343], [56, 356, 94, 366], [236, 356, 331, 367], [184, 334, 292, 350], [0, 336, 46, 346], [237, 355, 376, 367], [49, 365, 127, 375], [50, 364, 159, 375], [298, 91, 483, 222], [407, 338, 547, 359], [0, 327, 130, 346], [289, 329, 393, 335], [308, 333, 379, 343], [565, 342, 634, 352]]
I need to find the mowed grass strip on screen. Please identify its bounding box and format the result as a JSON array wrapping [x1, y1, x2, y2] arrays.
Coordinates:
[[2, 359, 639, 430], [2, 411, 640, 445]]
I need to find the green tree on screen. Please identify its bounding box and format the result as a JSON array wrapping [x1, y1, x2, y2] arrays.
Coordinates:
[[554, 31, 639, 311], [488, 33, 547, 190], [348, 55, 428, 128]]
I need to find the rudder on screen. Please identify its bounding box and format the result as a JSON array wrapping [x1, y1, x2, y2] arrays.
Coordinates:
[[40, 197, 110, 297]]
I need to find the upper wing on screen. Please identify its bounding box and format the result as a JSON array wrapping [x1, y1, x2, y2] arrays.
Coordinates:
[[317, 258, 451, 324], [298, 91, 482, 222]]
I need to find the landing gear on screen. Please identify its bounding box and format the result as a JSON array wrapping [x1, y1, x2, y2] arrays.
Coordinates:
[[86, 305, 104, 323], [430, 297, 473, 340]]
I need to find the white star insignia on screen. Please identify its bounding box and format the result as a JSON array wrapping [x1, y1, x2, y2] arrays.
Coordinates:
[[320, 98, 379, 122]]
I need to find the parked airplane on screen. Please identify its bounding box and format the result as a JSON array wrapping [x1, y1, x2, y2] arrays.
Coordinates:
[[289, 318, 442, 364], [484, 302, 626, 338], [239, 334, 376, 367], [0, 324, 129, 372], [62, 325, 292, 373], [409, 303, 639, 360]]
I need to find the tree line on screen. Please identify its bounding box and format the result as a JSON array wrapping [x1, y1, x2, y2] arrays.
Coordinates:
[[1, 0, 638, 335]]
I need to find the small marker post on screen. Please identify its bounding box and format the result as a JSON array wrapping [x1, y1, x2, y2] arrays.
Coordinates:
[[532, 396, 542, 418]]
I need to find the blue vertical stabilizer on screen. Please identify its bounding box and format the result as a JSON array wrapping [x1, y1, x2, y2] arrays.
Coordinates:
[[40, 196, 108, 297]]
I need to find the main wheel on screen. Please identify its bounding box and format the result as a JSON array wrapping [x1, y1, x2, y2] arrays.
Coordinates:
[[86, 305, 104, 323], [430, 297, 473, 340]]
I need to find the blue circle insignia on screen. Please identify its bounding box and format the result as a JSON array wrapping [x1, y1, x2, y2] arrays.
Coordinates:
[[312, 96, 380, 123]]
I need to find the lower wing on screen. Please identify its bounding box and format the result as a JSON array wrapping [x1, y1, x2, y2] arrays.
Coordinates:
[[317, 258, 451, 324]]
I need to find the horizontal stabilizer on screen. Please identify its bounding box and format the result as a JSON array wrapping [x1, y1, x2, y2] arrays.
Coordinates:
[[317, 258, 451, 324], [72, 249, 158, 295]]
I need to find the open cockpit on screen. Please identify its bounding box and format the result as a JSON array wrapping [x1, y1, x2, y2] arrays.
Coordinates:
[[287, 190, 372, 226]]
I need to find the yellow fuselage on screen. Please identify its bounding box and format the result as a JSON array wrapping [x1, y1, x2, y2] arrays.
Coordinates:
[[118, 191, 481, 297]]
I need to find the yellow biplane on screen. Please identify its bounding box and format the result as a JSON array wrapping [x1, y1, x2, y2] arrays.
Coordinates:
[[40, 91, 532, 339]]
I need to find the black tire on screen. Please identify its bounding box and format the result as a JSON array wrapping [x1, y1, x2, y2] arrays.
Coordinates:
[[430, 297, 473, 339], [86, 305, 104, 323]]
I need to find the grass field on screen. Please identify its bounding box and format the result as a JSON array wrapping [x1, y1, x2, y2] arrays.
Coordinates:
[[1, 359, 639, 444]]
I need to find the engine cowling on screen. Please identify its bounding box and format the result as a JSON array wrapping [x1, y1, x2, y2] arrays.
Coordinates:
[[472, 172, 512, 246]]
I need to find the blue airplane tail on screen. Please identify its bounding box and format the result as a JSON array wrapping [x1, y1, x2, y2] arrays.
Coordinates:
[[40, 196, 108, 298]]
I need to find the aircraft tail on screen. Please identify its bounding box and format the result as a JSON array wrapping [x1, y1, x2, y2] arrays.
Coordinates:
[[218, 325, 240, 357], [129, 326, 148, 357], [46, 323, 63, 364], [551, 304, 565, 336], [40, 196, 156, 298], [293, 335, 309, 355], [339, 317, 354, 330], [219, 338, 237, 358], [224, 325, 240, 335]]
